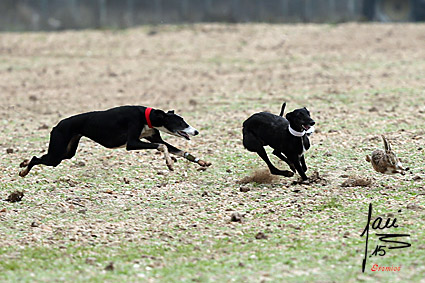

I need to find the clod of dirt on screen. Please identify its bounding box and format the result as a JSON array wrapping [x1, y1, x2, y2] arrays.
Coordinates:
[[105, 262, 114, 271], [413, 175, 422, 181], [0, 208, 7, 213], [230, 212, 242, 223], [238, 169, 278, 184], [341, 176, 372, 187], [31, 221, 40, 227], [28, 95, 37, 101], [85, 257, 96, 265], [291, 171, 327, 186], [38, 124, 49, 130], [240, 187, 250, 192], [6, 148, 14, 154], [407, 203, 424, 211], [5, 191, 24, 202], [76, 161, 86, 167], [255, 232, 268, 240]]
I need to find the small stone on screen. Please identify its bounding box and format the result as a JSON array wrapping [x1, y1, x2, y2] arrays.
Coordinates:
[[77, 161, 86, 167], [105, 262, 114, 271], [407, 203, 424, 211], [413, 175, 422, 181], [5, 191, 24, 202], [255, 232, 268, 240], [240, 187, 250, 192], [31, 221, 40, 227], [201, 191, 208, 197], [0, 208, 7, 213], [230, 212, 242, 222], [6, 148, 14, 154], [343, 231, 350, 238], [78, 209, 87, 214], [85, 257, 96, 265], [38, 124, 49, 130]]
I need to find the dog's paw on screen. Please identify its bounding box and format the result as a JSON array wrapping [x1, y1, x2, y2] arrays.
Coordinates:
[[282, 170, 294, 177], [19, 168, 29, 177], [198, 160, 211, 167], [157, 144, 166, 152], [20, 159, 30, 168], [166, 162, 174, 171]]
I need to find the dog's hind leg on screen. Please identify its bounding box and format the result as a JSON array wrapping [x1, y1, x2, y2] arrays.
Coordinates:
[[19, 128, 71, 177], [272, 150, 296, 172], [256, 147, 294, 177], [243, 129, 293, 177], [63, 135, 82, 160]]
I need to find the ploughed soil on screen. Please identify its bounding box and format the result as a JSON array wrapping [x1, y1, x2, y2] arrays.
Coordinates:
[[0, 23, 424, 281]]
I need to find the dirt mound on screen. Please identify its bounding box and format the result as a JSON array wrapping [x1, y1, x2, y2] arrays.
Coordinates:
[[341, 176, 372, 187], [238, 169, 279, 184]]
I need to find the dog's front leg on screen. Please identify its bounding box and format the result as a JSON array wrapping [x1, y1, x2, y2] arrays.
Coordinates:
[[165, 144, 211, 167], [146, 133, 211, 167], [126, 140, 174, 171], [300, 155, 307, 172], [290, 156, 308, 181]]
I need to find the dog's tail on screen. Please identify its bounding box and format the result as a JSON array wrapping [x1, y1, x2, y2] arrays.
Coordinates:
[[279, 102, 286, 116]]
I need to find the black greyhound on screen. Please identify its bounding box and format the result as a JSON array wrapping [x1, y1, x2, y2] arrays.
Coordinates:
[[19, 106, 211, 177], [242, 103, 315, 181]]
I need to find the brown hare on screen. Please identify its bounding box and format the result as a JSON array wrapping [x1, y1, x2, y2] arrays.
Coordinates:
[[366, 135, 405, 175]]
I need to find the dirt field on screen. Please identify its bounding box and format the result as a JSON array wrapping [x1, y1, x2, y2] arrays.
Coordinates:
[[1, 23, 424, 282]]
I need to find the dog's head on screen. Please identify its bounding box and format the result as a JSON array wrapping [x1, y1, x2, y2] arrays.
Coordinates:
[[151, 110, 198, 140], [285, 107, 315, 132]]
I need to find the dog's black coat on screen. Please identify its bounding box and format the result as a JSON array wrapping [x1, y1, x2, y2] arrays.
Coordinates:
[[242, 103, 315, 180], [19, 105, 210, 176]]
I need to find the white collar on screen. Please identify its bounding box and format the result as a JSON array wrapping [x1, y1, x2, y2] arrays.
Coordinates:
[[289, 126, 305, 137]]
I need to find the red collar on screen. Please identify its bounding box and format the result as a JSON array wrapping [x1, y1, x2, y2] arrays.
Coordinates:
[[145, 107, 153, 128]]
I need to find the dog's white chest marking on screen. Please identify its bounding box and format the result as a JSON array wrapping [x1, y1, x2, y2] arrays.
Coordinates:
[[140, 125, 155, 138]]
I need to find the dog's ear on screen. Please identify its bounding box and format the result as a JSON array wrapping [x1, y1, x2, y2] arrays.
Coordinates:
[[167, 110, 175, 114], [150, 109, 166, 126], [285, 112, 294, 122]]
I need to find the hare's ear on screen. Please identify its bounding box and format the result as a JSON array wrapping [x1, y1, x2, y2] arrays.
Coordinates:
[[382, 135, 391, 152]]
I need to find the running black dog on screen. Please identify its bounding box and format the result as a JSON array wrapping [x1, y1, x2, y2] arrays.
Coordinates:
[[19, 106, 211, 177], [242, 103, 315, 181]]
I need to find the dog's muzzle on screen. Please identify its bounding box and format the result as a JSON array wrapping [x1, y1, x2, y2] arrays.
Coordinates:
[[302, 121, 315, 131], [177, 126, 198, 140]]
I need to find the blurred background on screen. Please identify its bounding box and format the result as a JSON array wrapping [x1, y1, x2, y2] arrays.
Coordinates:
[[1, 0, 425, 31]]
